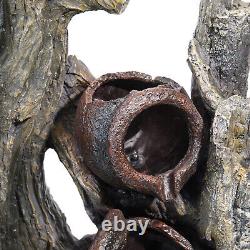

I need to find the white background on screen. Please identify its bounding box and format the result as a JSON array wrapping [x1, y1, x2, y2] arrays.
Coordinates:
[[44, 0, 250, 240]]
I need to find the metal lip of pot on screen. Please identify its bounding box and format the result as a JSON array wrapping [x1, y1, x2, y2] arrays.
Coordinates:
[[76, 71, 203, 203], [90, 209, 193, 250], [132, 217, 193, 250], [81, 71, 156, 104]]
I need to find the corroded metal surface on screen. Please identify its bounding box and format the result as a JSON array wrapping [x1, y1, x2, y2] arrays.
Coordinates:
[[76, 71, 203, 206], [90, 209, 193, 250], [89, 210, 128, 250], [132, 217, 193, 250]]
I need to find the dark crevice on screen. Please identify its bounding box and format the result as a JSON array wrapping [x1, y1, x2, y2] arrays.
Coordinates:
[[93, 79, 160, 101], [169, 220, 216, 250], [125, 230, 182, 250], [13, 117, 32, 127], [124, 105, 189, 175]]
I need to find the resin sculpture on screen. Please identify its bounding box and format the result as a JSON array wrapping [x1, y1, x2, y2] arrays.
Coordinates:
[[0, 0, 249, 249]]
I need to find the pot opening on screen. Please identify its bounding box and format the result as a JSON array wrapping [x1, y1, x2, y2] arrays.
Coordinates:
[[125, 230, 181, 250], [93, 79, 159, 101], [124, 104, 189, 175]]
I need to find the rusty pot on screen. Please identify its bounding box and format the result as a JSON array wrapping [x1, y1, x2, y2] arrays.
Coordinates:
[[128, 217, 193, 250], [90, 209, 193, 250], [76, 72, 203, 203]]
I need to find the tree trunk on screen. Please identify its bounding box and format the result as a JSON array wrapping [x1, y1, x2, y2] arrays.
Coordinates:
[[0, 0, 249, 249], [188, 0, 250, 249], [0, 1, 129, 249]]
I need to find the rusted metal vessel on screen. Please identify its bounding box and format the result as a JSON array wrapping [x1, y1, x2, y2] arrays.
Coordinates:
[[76, 72, 203, 204], [89, 209, 193, 250]]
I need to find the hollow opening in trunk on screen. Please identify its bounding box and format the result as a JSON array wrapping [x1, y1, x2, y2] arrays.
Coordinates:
[[93, 79, 159, 101], [124, 105, 189, 175], [43, 149, 97, 239]]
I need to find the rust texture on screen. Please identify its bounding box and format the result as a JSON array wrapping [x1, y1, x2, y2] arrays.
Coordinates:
[[89, 210, 128, 250], [76, 72, 203, 203], [76, 72, 203, 249], [90, 209, 193, 250]]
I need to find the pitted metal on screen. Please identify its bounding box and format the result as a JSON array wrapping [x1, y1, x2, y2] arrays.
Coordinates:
[[76, 71, 203, 205]]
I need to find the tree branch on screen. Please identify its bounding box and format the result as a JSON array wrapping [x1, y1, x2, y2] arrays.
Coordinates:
[[188, 1, 250, 249], [50, 56, 109, 227], [198, 96, 250, 249], [189, 0, 250, 111], [53, 0, 130, 14]]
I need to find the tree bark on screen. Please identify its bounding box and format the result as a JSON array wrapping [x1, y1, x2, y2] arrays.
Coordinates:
[[189, 0, 250, 111], [188, 1, 250, 249], [0, 1, 129, 249]]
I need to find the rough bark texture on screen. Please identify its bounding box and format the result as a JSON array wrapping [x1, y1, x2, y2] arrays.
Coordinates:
[[189, 0, 250, 111], [198, 96, 250, 249], [0, 1, 129, 249], [188, 0, 250, 249], [0, 0, 249, 249]]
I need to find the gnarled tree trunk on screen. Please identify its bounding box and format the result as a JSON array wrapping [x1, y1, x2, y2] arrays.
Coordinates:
[[0, 1, 129, 249]]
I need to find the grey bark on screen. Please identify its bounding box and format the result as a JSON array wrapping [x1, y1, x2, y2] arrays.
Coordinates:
[[0, 1, 129, 249], [198, 96, 250, 249], [188, 1, 250, 249], [189, 0, 250, 111]]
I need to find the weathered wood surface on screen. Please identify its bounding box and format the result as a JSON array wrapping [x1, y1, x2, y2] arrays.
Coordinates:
[[0, 1, 129, 249], [188, 1, 250, 249]]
